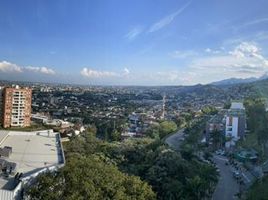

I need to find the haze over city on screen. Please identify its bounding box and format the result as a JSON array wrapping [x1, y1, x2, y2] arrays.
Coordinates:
[[2, 1, 268, 200], [1, 0, 268, 85]]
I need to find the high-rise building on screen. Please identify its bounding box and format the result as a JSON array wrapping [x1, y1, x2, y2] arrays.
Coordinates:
[[2, 85, 32, 128], [225, 102, 246, 140]]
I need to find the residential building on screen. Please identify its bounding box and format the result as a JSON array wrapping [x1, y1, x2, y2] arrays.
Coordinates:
[[225, 102, 246, 140], [2, 85, 32, 128]]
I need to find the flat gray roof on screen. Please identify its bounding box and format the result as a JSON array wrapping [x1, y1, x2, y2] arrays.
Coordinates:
[[0, 130, 64, 190]]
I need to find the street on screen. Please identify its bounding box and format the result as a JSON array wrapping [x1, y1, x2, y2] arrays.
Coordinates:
[[165, 128, 185, 151], [165, 130, 243, 200], [212, 155, 240, 200]]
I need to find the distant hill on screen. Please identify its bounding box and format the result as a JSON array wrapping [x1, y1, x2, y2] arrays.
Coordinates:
[[210, 77, 258, 86], [210, 72, 268, 86], [249, 78, 268, 98]]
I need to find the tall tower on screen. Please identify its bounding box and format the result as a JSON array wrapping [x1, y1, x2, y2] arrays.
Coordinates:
[[161, 94, 166, 119], [2, 85, 32, 128]]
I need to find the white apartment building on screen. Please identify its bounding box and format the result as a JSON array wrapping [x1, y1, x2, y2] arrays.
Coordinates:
[[225, 102, 246, 140]]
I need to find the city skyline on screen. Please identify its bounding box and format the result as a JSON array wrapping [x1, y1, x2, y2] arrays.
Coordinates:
[[1, 0, 268, 85]]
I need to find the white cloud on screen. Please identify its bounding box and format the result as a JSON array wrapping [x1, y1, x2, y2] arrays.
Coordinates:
[[205, 48, 211, 53], [81, 67, 132, 79], [170, 50, 197, 59], [189, 42, 268, 83], [148, 1, 191, 33], [205, 48, 221, 54], [156, 71, 179, 81], [0, 60, 56, 75], [151, 71, 196, 84], [241, 18, 268, 29], [125, 27, 143, 40], [0, 61, 22, 73], [81, 68, 118, 78], [229, 42, 259, 58], [123, 67, 130, 75], [25, 66, 56, 75]]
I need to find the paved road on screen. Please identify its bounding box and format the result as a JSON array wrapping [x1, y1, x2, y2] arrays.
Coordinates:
[[212, 155, 240, 200], [165, 129, 185, 151]]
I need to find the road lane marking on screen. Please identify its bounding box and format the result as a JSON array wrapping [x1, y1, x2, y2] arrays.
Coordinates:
[[242, 173, 250, 183]]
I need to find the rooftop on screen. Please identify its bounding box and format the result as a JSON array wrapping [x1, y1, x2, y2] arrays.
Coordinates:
[[231, 102, 245, 110], [0, 130, 64, 190]]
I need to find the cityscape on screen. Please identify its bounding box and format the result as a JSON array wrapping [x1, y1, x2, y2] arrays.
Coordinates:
[[1, 0, 268, 200]]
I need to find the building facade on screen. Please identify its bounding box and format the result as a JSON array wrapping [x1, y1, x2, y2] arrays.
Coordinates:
[[225, 102, 246, 140], [2, 86, 32, 128], [0, 87, 2, 125]]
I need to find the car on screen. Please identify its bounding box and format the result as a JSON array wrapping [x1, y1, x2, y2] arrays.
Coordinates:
[[204, 160, 211, 164], [215, 149, 225, 156], [233, 171, 240, 179]]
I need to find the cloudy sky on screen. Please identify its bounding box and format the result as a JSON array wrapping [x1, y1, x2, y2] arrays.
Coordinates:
[[1, 0, 268, 85]]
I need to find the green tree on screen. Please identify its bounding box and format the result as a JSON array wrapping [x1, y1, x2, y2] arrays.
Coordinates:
[[25, 172, 63, 200], [111, 129, 121, 141], [201, 106, 218, 115], [145, 124, 160, 139], [244, 98, 268, 157], [159, 121, 177, 138], [26, 155, 156, 200]]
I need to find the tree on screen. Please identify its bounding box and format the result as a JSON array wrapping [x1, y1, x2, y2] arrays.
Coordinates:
[[111, 129, 121, 141], [201, 106, 218, 115], [159, 121, 177, 138], [211, 130, 225, 150], [25, 172, 63, 200], [26, 155, 156, 200], [174, 116, 185, 127], [244, 98, 268, 157], [145, 124, 160, 139]]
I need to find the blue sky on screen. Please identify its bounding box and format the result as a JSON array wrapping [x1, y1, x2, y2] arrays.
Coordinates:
[[1, 0, 268, 85]]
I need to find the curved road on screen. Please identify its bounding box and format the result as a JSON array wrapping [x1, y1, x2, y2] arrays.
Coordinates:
[[165, 129, 240, 200], [165, 128, 185, 151]]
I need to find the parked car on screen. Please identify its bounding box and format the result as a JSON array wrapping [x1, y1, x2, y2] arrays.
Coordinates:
[[215, 149, 225, 156], [232, 170, 240, 179]]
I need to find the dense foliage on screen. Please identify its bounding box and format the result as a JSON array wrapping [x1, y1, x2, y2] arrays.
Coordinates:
[[243, 98, 268, 159], [25, 112, 218, 200], [201, 106, 218, 115], [27, 155, 155, 200], [25, 133, 156, 200], [144, 120, 178, 139], [247, 176, 268, 200]]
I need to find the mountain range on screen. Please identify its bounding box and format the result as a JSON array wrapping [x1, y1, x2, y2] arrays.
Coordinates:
[[210, 72, 268, 86]]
